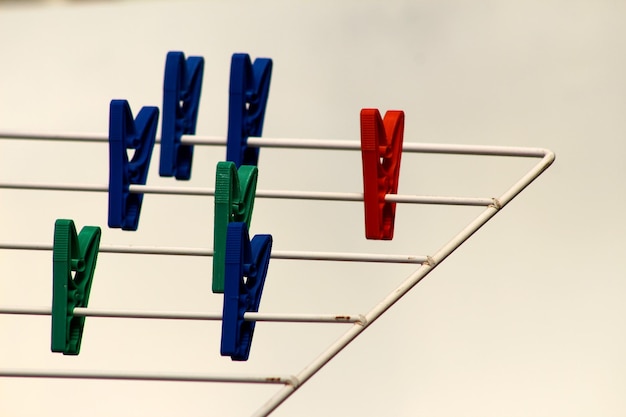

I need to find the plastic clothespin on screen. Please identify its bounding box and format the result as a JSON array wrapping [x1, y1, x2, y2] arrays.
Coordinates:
[[212, 161, 258, 293], [51, 219, 101, 355], [159, 51, 204, 180], [226, 53, 273, 167], [360, 108, 405, 240], [221, 222, 272, 361], [108, 100, 159, 231]]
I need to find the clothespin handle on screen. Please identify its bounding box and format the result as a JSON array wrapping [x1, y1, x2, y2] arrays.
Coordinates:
[[360, 108, 405, 240], [108, 100, 159, 231], [51, 219, 101, 355], [221, 222, 272, 361], [212, 161, 258, 293], [226, 53, 273, 167]]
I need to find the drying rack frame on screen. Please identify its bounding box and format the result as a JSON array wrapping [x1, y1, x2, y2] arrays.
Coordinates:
[[0, 129, 554, 416]]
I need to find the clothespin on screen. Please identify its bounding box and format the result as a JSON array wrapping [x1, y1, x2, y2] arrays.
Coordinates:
[[159, 51, 204, 180], [226, 53, 273, 167], [221, 222, 272, 361], [51, 219, 101, 355], [108, 100, 159, 231], [360, 108, 405, 240], [212, 161, 258, 293]]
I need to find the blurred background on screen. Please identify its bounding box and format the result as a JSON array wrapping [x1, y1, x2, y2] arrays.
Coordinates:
[[0, 1, 625, 416]]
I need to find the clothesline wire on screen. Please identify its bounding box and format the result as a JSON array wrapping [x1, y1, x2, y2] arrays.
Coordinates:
[[0, 368, 297, 386], [0, 241, 427, 264], [0, 180, 497, 206], [0, 306, 366, 324], [0, 130, 548, 157]]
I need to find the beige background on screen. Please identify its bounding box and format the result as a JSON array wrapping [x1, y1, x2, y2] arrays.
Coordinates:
[[1, 0, 625, 416]]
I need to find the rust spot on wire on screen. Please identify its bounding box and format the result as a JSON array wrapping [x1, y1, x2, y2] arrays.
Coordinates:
[[422, 256, 436, 267], [267, 375, 299, 387], [334, 315, 367, 326], [489, 198, 502, 209]]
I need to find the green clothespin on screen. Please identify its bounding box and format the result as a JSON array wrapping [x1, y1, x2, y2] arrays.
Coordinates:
[[213, 161, 257, 293], [51, 219, 101, 355]]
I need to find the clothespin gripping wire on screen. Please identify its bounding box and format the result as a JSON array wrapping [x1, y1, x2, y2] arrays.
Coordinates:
[[221, 222, 272, 361], [159, 51, 204, 180], [360, 108, 405, 240], [226, 53, 273, 168], [213, 161, 258, 293], [51, 219, 101, 355], [108, 100, 159, 231]]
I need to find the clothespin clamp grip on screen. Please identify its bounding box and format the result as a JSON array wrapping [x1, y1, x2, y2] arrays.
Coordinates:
[[360, 108, 405, 240], [226, 53, 273, 167], [221, 222, 272, 361], [159, 51, 204, 180], [213, 161, 258, 293], [51, 219, 101, 355], [108, 99, 159, 231]]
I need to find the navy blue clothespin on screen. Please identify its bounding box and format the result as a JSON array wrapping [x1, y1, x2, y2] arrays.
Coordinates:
[[221, 222, 272, 361], [108, 99, 159, 231], [51, 219, 101, 355], [226, 53, 273, 167], [159, 51, 204, 180]]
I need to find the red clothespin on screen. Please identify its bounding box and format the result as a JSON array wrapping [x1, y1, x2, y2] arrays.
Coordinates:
[[360, 108, 405, 240]]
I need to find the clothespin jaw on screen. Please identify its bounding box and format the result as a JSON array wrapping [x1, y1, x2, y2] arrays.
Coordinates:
[[159, 51, 205, 180], [51, 219, 101, 355], [226, 53, 273, 168], [221, 222, 272, 361], [360, 108, 405, 240], [108, 100, 159, 231], [212, 161, 258, 293]]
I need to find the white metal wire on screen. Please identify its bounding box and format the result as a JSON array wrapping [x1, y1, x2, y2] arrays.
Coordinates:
[[0, 180, 494, 206], [0, 242, 427, 264], [0, 368, 297, 385], [0, 306, 365, 324], [0, 130, 548, 157]]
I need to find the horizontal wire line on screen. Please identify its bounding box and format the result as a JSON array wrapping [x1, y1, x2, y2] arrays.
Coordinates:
[[0, 368, 296, 385], [0, 306, 365, 324], [0, 130, 549, 157], [0, 181, 495, 206], [0, 242, 427, 264]]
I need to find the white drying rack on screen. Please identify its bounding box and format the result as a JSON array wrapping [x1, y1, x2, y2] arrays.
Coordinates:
[[0, 130, 554, 416]]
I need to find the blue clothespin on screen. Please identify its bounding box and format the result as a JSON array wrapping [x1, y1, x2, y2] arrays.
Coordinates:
[[51, 219, 101, 355], [108, 99, 159, 231], [213, 161, 258, 293], [221, 222, 272, 361], [159, 51, 204, 180], [226, 53, 273, 167]]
